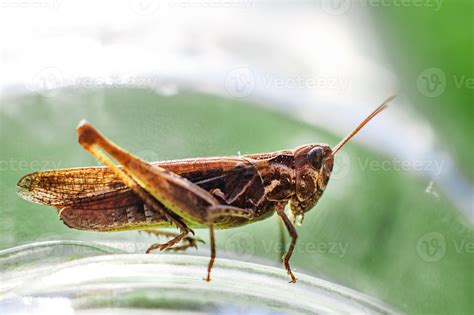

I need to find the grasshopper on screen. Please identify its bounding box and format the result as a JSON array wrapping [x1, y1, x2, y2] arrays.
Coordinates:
[[17, 95, 395, 282]]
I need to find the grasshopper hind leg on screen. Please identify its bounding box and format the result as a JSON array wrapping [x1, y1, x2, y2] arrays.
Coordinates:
[[205, 224, 216, 282], [204, 206, 256, 282], [277, 215, 287, 263], [76, 121, 190, 234]]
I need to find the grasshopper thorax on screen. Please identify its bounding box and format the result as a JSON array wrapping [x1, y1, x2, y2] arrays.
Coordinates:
[[290, 144, 334, 218]]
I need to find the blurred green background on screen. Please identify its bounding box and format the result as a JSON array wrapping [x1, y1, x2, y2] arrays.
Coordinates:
[[372, 0, 474, 180], [1, 1, 473, 315]]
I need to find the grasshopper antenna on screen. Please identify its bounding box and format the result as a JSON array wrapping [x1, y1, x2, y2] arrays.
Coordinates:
[[332, 95, 396, 156]]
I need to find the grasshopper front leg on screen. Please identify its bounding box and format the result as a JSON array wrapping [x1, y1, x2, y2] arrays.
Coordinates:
[[142, 229, 204, 252], [277, 208, 298, 283]]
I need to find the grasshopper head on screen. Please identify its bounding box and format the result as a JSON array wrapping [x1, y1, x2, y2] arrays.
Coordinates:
[[291, 144, 334, 218], [290, 95, 395, 221]]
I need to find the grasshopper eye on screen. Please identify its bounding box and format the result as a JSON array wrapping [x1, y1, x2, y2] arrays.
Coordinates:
[[308, 147, 323, 169]]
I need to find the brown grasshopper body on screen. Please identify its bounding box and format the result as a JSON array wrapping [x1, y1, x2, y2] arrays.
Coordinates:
[[18, 147, 332, 231], [17, 96, 394, 282]]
